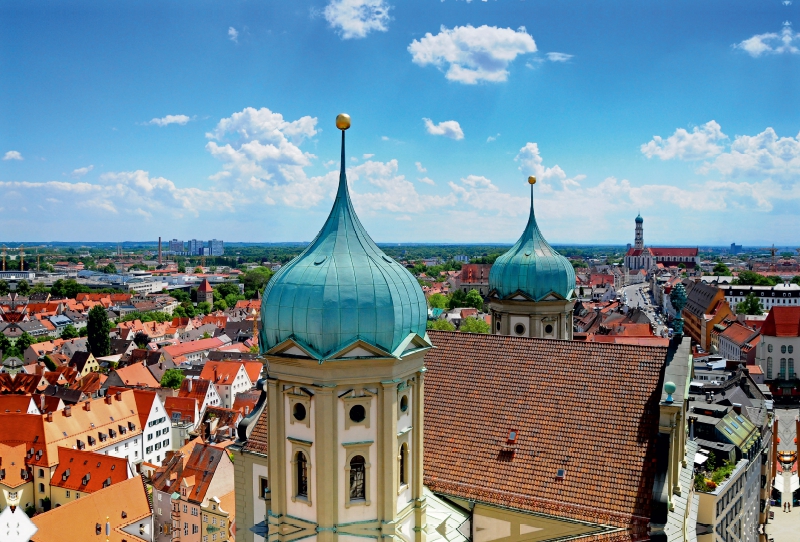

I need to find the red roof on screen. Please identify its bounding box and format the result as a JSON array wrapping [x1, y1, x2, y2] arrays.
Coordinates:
[[648, 247, 698, 257], [161, 337, 224, 358], [423, 331, 666, 533], [50, 447, 130, 492], [761, 306, 800, 337], [200, 361, 245, 384], [164, 397, 198, 423], [197, 279, 214, 293], [719, 322, 760, 347]]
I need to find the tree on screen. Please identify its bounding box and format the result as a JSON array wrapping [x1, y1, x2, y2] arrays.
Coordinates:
[[735, 293, 764, 315], [240, 267, 273, 298], [0, 280, 8, 296], [177, 263, 186, 273], [426, 319, 456, 331], [460, 316, 490, 334], [734, 271, 780, 287], [160, 368, 185, 389], [464, 289, 484, 311], [101, 263, 117, 274], [16, 332, 34, 355], [87, 304, 111, 358], [194, 266, 204, 273], [213, 299, 228, 312], [60, 324, 80, 340], [427, 293, 448, 309], [197, 301, 212, 314], [571, 260, 588, 269], [225, 293, 241, 308], [43, 355, 57, 371], [0, 334, 13, 358], [447, 289, 468, 310], [214, 282, 241, 299], [792, 275, 800, 286], [133, 332, 150, 349], [712, 262, 732, 276], [16, 280, 30, 295]]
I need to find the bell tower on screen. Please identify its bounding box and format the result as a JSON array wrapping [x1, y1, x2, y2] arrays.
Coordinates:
[[260, 114, 430, 542], [634, 214, 644, 250]]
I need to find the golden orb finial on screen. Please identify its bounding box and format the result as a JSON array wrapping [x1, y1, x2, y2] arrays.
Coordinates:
[[528, 176, 536, 185], [336, 113, 351, 131]]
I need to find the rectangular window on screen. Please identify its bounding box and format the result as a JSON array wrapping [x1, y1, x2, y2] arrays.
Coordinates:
[[66, 490, 71, 498], [259, 477, 269, 499]]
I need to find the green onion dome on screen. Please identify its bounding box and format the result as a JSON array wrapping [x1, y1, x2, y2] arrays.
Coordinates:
[[259, 129, 428, 358], [488, 189, 576, 301]]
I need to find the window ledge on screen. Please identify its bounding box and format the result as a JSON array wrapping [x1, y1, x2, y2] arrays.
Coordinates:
[[345, 498, 370, 509], [397, 484, 409, 496]]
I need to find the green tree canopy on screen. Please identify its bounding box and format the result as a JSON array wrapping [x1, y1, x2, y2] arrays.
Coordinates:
[[87, 304, 111, 358], [16, 280, 30, 295], [50, 279, 92, 298], [213, 299, 228, 312], [734, 271, 781, 286], [16, 332, 34, 354], [60, 324, 80, 340], [240, 267, 273, 298], [464, 289, 485, 311], [712, 262, 732, 276], [791, 275, 800, 286], [133, 332, 150, 349], [427, 293, 448, 309], [197, 301, 212, 315], [735, 293, 764, 315], [214, 282, 241, 299], [0, 280, 8, 296], [460, 316, 490, 334], [447, 289, 468, 310], [0, 334, 13, 358], [426, 319, 456, 331], [101, 263, 117, 274], [160, 368, 185, 389]]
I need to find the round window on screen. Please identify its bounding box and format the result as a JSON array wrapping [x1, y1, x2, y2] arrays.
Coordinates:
[[514, 323, 525, 335], [293, 403, 306, 421], [349, 404, 366, 423], [545, 324, 554, 334], [400, 395, 409, 412]]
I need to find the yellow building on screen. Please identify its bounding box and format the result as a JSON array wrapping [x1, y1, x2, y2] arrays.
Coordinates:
[[201, 491, 235, 542]]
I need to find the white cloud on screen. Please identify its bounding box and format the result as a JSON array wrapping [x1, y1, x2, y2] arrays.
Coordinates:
[[362, 153, 374, 159], [702, 127, 800, 179], [418, 176, 435, 185], [381, 136, 390, 141], [423, 118, 464, 140], [0, 171, 233, 221], [149, 115, 192, 127], [228, 27, 239, 43], [408, 25, 537, 84], [641, 121, 727, 160], [546, 52, 573, 62], [642, 122, 800, 180], [71, 165, 94, 178], [3, 151, 23, 161], [735, 22, 799, 57], [487, 133, 500, 142], [323, 0, 391, 39], [415, 161, 427, 173], [347, 159, 454, 213]]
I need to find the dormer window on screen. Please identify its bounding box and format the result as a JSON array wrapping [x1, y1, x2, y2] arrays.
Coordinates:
[[507, 430, 518, 444]]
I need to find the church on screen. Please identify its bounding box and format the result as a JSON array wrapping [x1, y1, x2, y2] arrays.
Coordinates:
[[624, 215, 699, 271], [230, 115, 695, 542]]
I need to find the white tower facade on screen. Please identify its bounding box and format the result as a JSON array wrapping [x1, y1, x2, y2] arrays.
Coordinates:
[[635, 214, 644, 250]]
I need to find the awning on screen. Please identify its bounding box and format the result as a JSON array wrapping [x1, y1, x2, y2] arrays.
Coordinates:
[[773, 478, 784, 491], [791, 475, 799, 493], [694, 452, 709, 465]]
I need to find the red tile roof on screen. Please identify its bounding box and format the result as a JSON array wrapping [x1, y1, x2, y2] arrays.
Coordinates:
[[423, 331, 665, 534], [0, 443, 32, 487], [161, 337, 224, 358], [197, 279, 214, 293], [0, 394, 37, 414], [164, 397, 199, 424], [178, 378, 213, 404], [50, 447, 130, 492], [111, 362, 160, 388], [719, 322, 760, 347], [31, 475, 151, 542], [761, 306, 800, 337], [242, 402, 268, 456], [200, 361, 244, 384]]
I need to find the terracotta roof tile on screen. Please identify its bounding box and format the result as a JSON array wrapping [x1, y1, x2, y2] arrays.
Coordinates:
[[761, 306, 800, 337], [50, 447, 131, 492], [423, 330, 665, 533]]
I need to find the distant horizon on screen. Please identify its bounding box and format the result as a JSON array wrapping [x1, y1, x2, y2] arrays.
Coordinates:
[[0, 240, 794, 251]]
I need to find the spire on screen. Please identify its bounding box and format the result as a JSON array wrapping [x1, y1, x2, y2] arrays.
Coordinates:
[[335, 113, 351, 201], [522, 175, 543, 242]]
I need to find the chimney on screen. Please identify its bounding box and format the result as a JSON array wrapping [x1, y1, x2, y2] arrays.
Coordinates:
[[245, 406, 250, 415], [732, 403, 742, 415], [64, 405, 72, 417], [84, 400, 91, 411], [188, 379, 192, 393], [40, 394, 45, 412], [115, 391, 122, 401], [46, 411, 53, 423], [214, 368, 218, 383], [105, 395, 113, 405]]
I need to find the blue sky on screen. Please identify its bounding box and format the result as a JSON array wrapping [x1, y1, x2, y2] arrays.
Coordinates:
[[1, 0, 798, 245]]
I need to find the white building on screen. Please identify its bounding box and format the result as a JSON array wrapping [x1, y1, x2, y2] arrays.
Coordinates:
[[133, 390, 172, 466], [199, 361, 254, 409], [719, 283, 800, 313], [755, 306, 800, 381]]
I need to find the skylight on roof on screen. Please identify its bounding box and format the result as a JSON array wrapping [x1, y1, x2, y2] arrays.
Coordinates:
[[724, 427, 733, 435], [730, 421, 738, 429], [736, 415, 745, 423]]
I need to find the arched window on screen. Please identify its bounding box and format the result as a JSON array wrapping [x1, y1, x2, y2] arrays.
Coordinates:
[[780, 359, 787, 378], [296, 452, 308, 497], [399, 443, 408, 487], [767, 357, 773, 379], [768, 344, 773, 353], [781, 345, 787, 354], [349, 456, 366, 501]]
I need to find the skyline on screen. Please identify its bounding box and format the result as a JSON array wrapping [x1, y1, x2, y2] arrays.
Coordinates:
[[2, 0, 799, 245]]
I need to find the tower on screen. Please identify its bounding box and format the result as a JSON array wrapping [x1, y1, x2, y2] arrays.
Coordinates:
[[487, 176, 576, 340], [634, 213, 644, 250], [258, 114, 429, 542]]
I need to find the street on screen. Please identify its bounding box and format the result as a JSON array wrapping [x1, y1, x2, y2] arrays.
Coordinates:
[[619, 283, 667, 336], [765, 408, 799, 542]]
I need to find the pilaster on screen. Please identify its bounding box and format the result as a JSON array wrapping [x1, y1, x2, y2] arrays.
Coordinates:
[[380, 379, 399, 523], [315, 386, 337, 542], [413, 370, 427, 542]]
